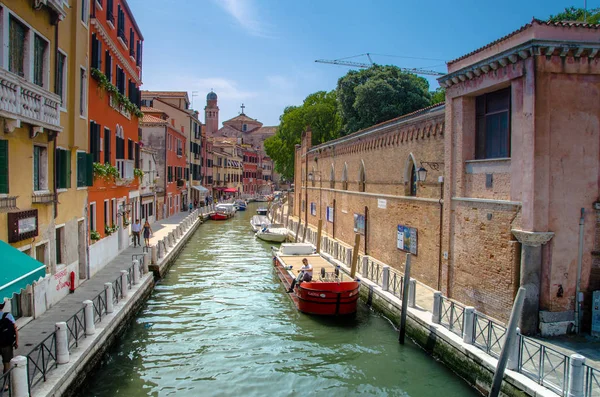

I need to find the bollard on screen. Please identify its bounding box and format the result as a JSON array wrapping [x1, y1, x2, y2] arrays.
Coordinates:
[[55, 322, 69, 364], [362, 256, 369, 278], [346, 247, 353, 267], [9, 355, 28, 397], [568, 354, 586, 397], [162, 237, 169, 251], [463, 307, 475, 344], [83, 300, 95, 335], [432, 291, 442, 324], [151, 245, 158, 265], [143, 252, 150, 273], [382, 266, 390, 291], [168, 233, 174, 247], [120, 270, 128, 298], [408, 278, 416, 308], [507, 328, 521, 370], [132, 260, 140, 284], [104, 282, 114, 313]]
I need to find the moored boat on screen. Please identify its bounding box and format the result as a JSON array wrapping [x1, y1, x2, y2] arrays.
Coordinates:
[[255, 224, 287, 243], [250, 215, 270, 232], [272, 243, 360, 316], [234, 199, 247, 211], [211, 204, 235, 220], [256, 207, 268, 215]]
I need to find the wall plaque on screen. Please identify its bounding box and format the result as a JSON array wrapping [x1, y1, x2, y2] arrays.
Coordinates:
[[8, 209, 39, 243]]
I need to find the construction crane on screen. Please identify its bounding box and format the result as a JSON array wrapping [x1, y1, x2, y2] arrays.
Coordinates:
[[315, 52, 444, 76]]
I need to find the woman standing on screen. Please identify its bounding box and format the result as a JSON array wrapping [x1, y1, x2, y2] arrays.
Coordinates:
[[142, 219, 153, 247]]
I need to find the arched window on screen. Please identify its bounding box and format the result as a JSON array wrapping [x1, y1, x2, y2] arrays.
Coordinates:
[[405, 154, 418, 197], [358, 160, 366, 192], [342, 162, 348, 190], [330, 164, 335, 189], [311, 167, 316, 187]]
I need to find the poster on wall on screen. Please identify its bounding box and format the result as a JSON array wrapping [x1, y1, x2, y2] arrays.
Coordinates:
[[310, 202, 317, 216], [378, 199, 387, 209], [326, 206, 334, 223], [354, 214, 365, 235], [397, 225, 418, 255]]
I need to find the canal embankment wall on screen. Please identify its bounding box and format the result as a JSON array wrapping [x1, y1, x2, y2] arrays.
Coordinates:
[[281, 213, 560, 397], [20, 210, 205, 397]]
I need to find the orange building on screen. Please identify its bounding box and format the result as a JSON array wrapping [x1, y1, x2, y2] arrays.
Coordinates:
[[87, 0, 144, 276]]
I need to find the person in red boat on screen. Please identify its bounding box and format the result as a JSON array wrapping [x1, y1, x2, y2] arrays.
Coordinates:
[[287, 258, 313, 293]]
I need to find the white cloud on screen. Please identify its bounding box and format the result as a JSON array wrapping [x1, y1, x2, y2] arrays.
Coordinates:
[[213, 0, 273, 38]]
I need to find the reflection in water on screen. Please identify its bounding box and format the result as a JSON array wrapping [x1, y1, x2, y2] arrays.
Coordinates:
[[83, 204, 480, 397]]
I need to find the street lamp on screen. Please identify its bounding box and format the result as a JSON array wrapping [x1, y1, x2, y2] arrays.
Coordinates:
[[417, 161, 443, 182]]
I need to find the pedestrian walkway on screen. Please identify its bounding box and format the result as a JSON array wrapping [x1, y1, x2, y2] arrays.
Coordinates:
[[14, 211, 192, 358]]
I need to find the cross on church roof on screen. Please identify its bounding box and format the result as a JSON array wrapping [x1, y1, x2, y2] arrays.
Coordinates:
[[240, 103, 245, 114]]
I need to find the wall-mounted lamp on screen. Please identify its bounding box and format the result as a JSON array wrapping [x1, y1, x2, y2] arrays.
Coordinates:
[[417, 161, 444, 182]]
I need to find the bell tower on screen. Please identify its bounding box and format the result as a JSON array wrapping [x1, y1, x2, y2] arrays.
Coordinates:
[[204, 90, 219, 135]]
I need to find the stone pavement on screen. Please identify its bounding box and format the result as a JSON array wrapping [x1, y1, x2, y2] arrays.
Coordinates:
[[14, 210, 193, 357]]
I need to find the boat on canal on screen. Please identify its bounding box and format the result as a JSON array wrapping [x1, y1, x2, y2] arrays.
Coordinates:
[[211, 204, 235, 220], [256, 207, 268, 215], [272, 243, 360, 316], [255, 223, 288, 243], [251, 215, 270, 232], [234, 199, 247, 211]]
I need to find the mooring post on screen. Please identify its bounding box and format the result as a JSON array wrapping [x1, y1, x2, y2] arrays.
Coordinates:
[[399, 253, 412, 344], [83, 300, 95, 336], [350, 234, 361, 278], [507, 328, 521, 371], [489, 287, 526, 397], [55, 322, 69, 364], [9, 356, 28, 397], [105, 282, 114, 313], [316, 219, 323, 253]]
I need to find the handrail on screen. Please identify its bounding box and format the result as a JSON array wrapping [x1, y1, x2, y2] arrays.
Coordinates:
[[585, 364, 599, 397], [26, 331, 57, 389], [439, 296, 465, 337], [0, 364, 14, 396]]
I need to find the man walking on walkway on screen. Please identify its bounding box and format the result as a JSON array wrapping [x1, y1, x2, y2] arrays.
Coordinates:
[[132, 219, 141, 247], [0, 302, 18, 382]]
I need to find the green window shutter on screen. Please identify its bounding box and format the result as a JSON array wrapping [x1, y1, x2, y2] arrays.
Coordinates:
[[86, 153, 94, 186], [55, 149, 63, 188], [77, 152, 86, 187], [0, 140, 8, 193], [65, 150, 71, 189]]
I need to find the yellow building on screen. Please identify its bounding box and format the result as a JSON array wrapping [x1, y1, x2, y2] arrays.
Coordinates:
[[211, 138, 243, 199], [0, 0, 91, 320]]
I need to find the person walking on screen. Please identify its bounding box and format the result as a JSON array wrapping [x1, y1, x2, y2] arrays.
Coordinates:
[[131, 219, 141, 247], [142, 219, 153, 247], [0, 302, 18, 386], [189, 202, 193, 213]]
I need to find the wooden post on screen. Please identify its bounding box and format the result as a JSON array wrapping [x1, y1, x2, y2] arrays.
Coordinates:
[[350, 233, 361, 278], [399, 253, 412, 344], [316, 219, 323, 253]]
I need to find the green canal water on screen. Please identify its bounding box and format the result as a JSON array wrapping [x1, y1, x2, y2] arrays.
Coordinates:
[[83, 204, 480, 397]]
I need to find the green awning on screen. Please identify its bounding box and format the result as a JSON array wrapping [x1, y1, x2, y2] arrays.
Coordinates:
[[0, 240, 46, 302]]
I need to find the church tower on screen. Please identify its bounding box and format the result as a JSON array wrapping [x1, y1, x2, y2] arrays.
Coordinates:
[[204, 90, 219, 136]]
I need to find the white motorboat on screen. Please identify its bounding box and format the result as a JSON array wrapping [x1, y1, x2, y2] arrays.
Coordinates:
[[251, 215, 270, 232], [255, 224, 288, 243]]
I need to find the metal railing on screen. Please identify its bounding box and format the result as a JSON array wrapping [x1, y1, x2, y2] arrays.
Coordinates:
[[472, 312, 506, 358], [518, 336, 569, 395], [388, 271, 404, 297], [26, 332, 57, 389], [65, 308, 86, 350], [439, 296, 465, 337], [0, 366, 13, 397], [585, 364, 600, 397]]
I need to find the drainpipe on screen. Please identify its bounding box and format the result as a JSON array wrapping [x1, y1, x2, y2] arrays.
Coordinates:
[[575, 208, 585, 334], [437, 178, 444, 290]]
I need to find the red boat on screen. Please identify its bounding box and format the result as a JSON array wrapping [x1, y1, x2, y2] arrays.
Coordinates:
[[210, 212, 229, 220], [272, 243, 360, 316]]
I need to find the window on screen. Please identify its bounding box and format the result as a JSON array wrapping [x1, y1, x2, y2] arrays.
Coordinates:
[[89, 202, 96, 232], [33, 35, 48, 87], [116, 66, 125, 95], [136, 40, 142, 67], [409, 160, 417, 197], [358, 161, 366, 192], [77, 151, 94, 187], [117, 5, 126, 44], [89, 122, 101, 162], [242, 124, 247, 132], [104, 51, 112, 82], [341, 163, 348, 190], [104, 200, 109, 226], [111, 199, 116, 225], [56, 51, 67, 107], [55, 227, 64, 265], [9, 16, 27, 77], [475, 88, 511, 159], [129, 28, 134, 57], [104, 128, 111, 164], [91, 34, 102, 69], [128, 139, 133, 160], [106, 0, 114, 24], [0, 140, 8, 194], [81, 0, 89, 24], [55, 149, 71, 189], [33, 146, 48, 191], [80, 67, 87, 116], [36, 243, 48, 273]]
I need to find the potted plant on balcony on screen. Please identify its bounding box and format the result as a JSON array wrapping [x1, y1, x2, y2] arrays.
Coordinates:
[[90, 230, 101, 242], [134, 168, 144, 179]]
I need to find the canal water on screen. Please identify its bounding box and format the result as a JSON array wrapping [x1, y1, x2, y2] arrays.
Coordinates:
[[83, 204, 480, 397]]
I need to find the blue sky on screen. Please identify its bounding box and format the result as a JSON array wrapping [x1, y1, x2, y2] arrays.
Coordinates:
[[129, 0, 593, 126]]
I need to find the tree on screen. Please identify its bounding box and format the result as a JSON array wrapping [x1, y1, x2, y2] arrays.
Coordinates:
[[430, 87, 445, 105], [548, 6, 600, 24], [336, 65, 432, 134], [265, 90, 341, 180]]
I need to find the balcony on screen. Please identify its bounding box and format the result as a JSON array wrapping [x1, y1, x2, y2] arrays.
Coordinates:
[[0, 69, 62, 133], [109, 94, 131, 120], [116, 159, 134, 181], [117, 29, 128, 49], [32, 192, 55, 205], [0, 196, 18, 212], [107, 9, 115, 25]]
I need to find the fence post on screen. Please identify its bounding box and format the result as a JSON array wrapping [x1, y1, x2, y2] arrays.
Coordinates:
[[507, 328, 521, 370], [567, 354, 586, 397], [56, 322, 69, 364], [151, 245, 158, 265], [463, 307, 475, 344], [346, 247, 353, 267], [83, 300, 95, 335], [132, 260, 140, 284], [362, 256, 369, 278], [120, 270, 128, 298], [432, 291, 442, 324], [408, 278, 416, 308], [168, 233, 174, 247], [105, 282, 114, 313], [9, 355, 28, 397], [382, 266, 390, 291], [143, 253, 149, 274]]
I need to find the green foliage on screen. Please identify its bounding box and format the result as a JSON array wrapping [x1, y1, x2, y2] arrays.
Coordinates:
[[430, 87, 445, 105], [90, 230, 101, 241], [336, 65, 431, 134], [104, 224, 119, 235], [91, 68, 144, 119], [134, 168, 144, 178], [547, 6, 600, 24], [93, 162, 120, 180], [265, 90, 341, 180]]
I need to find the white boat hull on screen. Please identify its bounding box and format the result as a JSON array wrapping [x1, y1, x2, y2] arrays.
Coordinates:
[[255, 230, 287, 243]]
